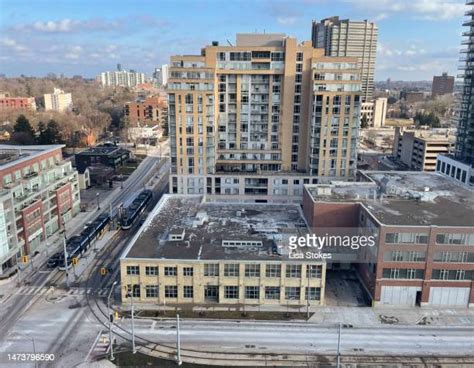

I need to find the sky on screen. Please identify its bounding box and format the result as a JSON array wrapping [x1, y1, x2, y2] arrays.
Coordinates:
[[0, 0, 467, 81]]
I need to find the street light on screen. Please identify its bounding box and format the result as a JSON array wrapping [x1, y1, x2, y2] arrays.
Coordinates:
[[96, 192, 100, 211], [107, 281, 118, 361], [61, 220, 69, 289], [128, 289, 136, 354]]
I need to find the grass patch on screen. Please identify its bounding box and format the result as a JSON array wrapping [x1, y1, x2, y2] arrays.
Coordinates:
[[128, 308, 311, 321], [112, 351, 293, 367]]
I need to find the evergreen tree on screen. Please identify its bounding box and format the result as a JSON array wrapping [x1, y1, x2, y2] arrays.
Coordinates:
[[12, 115, 36, 145]]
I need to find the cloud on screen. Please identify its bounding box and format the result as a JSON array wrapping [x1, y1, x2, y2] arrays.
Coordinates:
[[277, 16, 298, 25], [0, 37, 28, 53], [11, 16, 169, 34], [376, 40, 458, 79], [346, 0, 464, 21], [267, 1, 302, 26]]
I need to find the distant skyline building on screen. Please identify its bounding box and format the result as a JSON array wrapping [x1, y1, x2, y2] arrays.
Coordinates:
[[432, 72, 454, 97], [167, 33, 362, 201], [152, 65, 169, 86], [311, 16, 378, 102], [0, 93, 36, 111], [44, 88, 72, 112], [361, 97, 387, 128], [99, 69, 146, 88]]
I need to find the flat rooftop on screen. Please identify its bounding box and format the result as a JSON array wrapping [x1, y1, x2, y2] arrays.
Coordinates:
[[76, 145, 128, 157], [306, 171, 474, 227], [0, 144, 64, 170], [122, 195, 308, 261]]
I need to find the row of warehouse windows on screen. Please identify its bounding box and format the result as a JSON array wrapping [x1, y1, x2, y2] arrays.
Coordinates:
[[126, 285, 321, 300], [385, 232, 474, 245], [383, 268, 473, 281], [384, 251, 474, 263], [126, 264, 323, 278]]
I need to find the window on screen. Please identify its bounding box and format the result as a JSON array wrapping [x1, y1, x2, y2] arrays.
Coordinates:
[[382, 268, 425, 279], [265, 286, 280, 300], [245, 264, 260, 277], [436, 233, 474, 246], [164, 267, 177, 276], [385, 233, 428, 244], [204, 264, 219, 277], [245, 286, 260, 299], [224, 264, 239, 277], [165, 285, 178, 298], [126, 266, 139, 275], [145, 266, 158, 276], [296, 52, 303, 62], [432, 269, 473, 280], [306, 265, 322, 278], [285, 287, 300, 300], [224, 286, 239, 299], [183, 286, 194, 298], [286, 264, 301, 278], [183, 267, 193, 276], [145, 285, 158, 298], [296, 64, 303, 73], [126, 284, 140, 298], [433, 251, 472, 263], [265, 264, 281, 278], [305, 287, 321, 301]]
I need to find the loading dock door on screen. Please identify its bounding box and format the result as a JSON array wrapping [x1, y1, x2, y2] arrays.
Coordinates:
[[428, 287, 470, 307], [380, 286, 420, 306]]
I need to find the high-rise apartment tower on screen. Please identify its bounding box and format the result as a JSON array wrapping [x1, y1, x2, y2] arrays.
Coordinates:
[[167, 34, 361, 202], [312, 17, 377, 102]]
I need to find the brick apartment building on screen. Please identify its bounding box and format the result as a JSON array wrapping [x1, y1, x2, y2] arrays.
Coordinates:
[[124, 96, 167, 126], [0, 93, 37, 111], [303, 171, 474, 308], [0, 145, 81, 276]]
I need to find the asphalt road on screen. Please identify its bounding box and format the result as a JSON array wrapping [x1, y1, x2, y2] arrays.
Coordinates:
[[129, 319, 474, 356]]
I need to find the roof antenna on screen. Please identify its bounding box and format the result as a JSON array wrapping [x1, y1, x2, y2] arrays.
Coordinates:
[[227, 39, 233, 46]]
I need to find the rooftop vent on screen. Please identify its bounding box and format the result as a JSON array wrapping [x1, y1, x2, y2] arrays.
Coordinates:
[[169, 228, 185, 241]]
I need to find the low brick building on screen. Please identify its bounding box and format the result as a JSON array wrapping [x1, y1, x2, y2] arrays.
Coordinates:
[[303, 171, 474, 308]]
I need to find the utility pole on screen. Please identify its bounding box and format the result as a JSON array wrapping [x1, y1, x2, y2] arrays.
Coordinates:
[[96, 192, 101, 211], [15, 253, 22, 286], [108, 281, 118, 361], [130, 290, 136, 354], [62, 232, 69, 289], [176, 314, 182, 366], [336, 322, 342, 368]]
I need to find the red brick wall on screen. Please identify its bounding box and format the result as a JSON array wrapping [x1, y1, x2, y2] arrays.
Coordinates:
[[0, 148, 62, 188], [20, 200, 45, 254]]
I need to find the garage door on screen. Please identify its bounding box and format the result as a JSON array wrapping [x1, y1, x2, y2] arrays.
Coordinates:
[[380, 286, 420, 306], [428, 287, 470, 307]]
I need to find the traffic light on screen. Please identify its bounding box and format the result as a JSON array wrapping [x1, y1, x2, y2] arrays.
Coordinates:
[[100, 267, 107, 276], [21, 255, 28, 264], [72, 257, 78, 266]]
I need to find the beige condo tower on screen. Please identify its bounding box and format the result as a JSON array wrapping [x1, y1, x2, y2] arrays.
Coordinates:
[[168, 33, 362, 202]]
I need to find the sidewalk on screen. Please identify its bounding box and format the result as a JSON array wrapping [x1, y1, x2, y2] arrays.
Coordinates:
[[117, 302, 474, 327]]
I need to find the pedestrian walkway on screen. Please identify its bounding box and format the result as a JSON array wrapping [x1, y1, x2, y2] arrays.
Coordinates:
[[14, 285, 111, 298]]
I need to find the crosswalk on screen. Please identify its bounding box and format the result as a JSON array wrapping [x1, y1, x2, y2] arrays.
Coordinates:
[[15, 285, 110, 297], [93, 331, 111, 355]]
